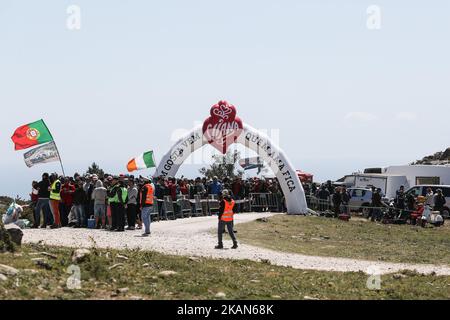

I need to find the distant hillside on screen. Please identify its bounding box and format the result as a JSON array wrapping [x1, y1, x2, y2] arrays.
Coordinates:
[[412, 147, 450, 165]]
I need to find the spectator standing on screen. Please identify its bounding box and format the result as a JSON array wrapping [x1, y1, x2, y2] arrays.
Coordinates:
[[434, 189, 446, 214], [126, 179, 139, 230], [341, 186, 351, 214], [231, 177, 244, 213], [108, 177, 127, 232], [60, 178, 75, 227], [209, 176, 223, 196], [425, 188, 434, 206], [371, 188, 383, 222], [92, 180, 108, 229], [32, 173, 53, 228], [49, 173, 62, 228], [140, 178, 155, 236], [394, 186, 406, 210], [72, 180, 87, 228], [317, 186, 330, 211], [332, 187, 342, 217], [30, 181, 39, 212]]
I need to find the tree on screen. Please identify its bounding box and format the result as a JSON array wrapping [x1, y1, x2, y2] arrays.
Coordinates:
[[199, 150, 243, 180], [86, 162, 105, 178]]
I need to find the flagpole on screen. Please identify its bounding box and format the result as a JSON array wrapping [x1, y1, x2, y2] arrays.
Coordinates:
[[53, 141, 66, 177], [41, 120, 66, 177]]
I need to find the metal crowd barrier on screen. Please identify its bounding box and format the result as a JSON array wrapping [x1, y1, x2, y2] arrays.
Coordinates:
[[177, 195, 192, 218], [249, 193, 281, 212], [208, 194, 220, 215], [192, 194, 204, 216], [163, 196, 176, 220], [151, 199, 160, 221], [267, 193, 279, 212], [148, 193, 285, 222]]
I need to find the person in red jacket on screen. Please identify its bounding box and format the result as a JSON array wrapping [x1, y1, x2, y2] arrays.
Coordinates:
[[60, 178, 75, 227]]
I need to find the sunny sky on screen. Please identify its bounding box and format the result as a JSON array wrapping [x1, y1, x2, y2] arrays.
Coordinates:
[[1, 0, 449, 198]]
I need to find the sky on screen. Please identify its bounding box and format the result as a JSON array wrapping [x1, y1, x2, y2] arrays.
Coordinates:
[[0, 0, 449, 199]]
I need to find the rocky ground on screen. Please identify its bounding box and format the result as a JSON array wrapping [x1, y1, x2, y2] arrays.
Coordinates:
[[22, 213, 450, 276]]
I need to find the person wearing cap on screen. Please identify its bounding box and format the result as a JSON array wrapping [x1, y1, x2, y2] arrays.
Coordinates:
[[140, 178, 155, 236], [215, 189, 238, 249], [107, 176, 128, 232]]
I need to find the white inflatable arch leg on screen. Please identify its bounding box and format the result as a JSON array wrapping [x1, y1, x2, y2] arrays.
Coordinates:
[[155, 123, 307, 214]]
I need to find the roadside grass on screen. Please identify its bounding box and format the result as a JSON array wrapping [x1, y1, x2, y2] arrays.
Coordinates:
[[236, 215, 450, 265], [0, 244, 449, 300]]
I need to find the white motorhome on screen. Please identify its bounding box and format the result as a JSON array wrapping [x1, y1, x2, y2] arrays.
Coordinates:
[[384, 165, 450, 187], [339, 165, 450, 199]]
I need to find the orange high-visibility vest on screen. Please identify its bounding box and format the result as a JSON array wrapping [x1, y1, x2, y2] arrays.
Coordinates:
[[221, 200, 235, 222], [143, 184, 154, 205]]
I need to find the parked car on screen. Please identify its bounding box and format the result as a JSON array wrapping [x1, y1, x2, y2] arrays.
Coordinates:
[[347, 187, 389, 216], [405, 185, 450, 218]]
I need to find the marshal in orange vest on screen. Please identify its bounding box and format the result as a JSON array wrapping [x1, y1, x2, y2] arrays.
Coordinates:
[[143, 183, 154, 205], [220, 199, 235, 222]]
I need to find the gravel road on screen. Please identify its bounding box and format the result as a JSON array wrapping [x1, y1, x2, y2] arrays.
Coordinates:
[[22, 213, 450, 275]]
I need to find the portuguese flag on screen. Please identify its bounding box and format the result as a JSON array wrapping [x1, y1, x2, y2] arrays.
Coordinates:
[[127, 150, 156, 172], [11, 119, 54, 151]]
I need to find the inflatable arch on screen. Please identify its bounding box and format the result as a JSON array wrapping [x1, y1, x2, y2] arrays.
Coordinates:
[[155, 101, 308, 215]]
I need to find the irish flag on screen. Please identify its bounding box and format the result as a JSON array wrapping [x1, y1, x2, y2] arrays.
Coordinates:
[[11, 119, 54, 151], [127, 150, 156, 172]]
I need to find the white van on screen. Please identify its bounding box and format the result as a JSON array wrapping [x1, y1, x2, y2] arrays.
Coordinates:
[[405, 185, 450, 218]]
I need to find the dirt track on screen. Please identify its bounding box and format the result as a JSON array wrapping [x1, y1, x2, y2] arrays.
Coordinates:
[[22, 213, 450, 275]]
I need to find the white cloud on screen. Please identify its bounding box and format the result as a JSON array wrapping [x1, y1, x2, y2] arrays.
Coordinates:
[[344, 112, 378, 122], [395, 112, 417, 121]]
